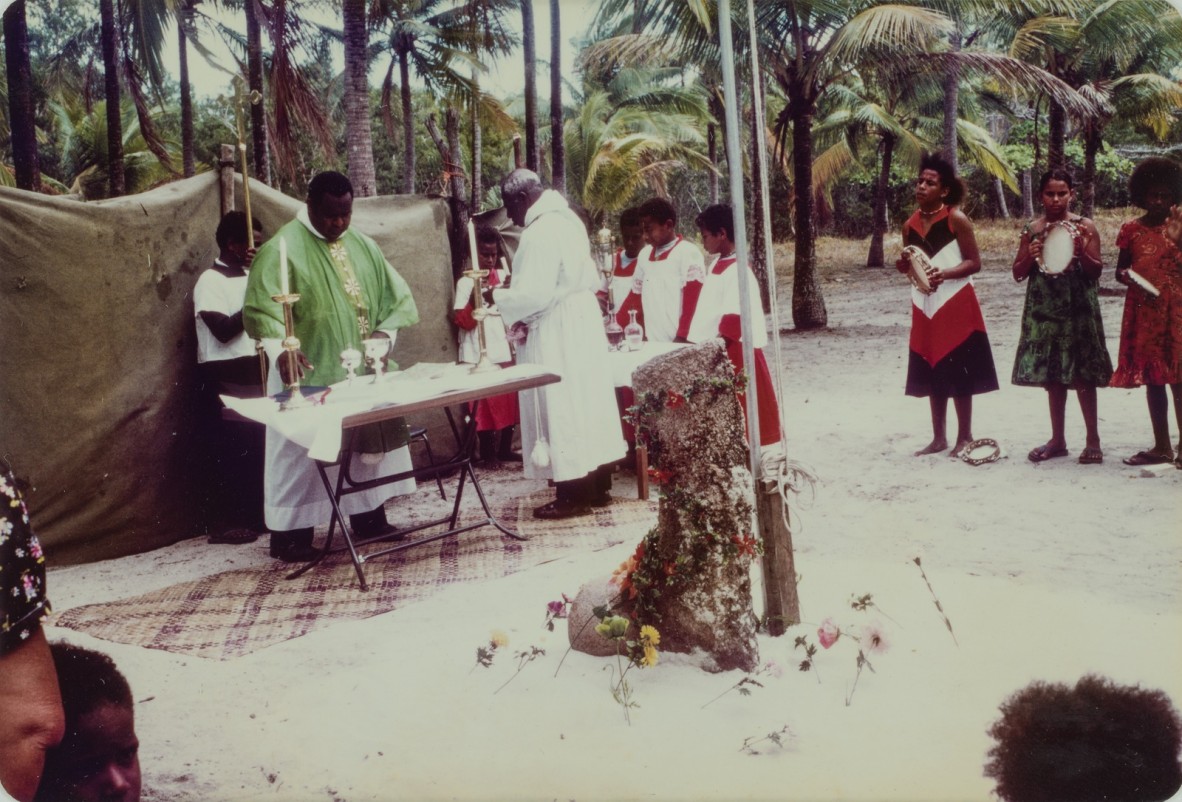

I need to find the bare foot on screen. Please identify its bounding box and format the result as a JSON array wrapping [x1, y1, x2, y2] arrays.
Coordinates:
[[949, 439, 972, 458], [914, 438, 948, 456]]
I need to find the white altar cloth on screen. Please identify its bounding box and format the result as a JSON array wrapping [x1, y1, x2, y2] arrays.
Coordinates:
[[222, 363, 552, 463], [607, 341, 685, 388]]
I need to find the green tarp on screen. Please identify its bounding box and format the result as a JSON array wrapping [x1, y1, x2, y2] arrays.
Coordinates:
[[0, 174, 455, 564]]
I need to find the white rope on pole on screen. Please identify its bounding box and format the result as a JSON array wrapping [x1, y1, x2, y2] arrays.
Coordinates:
[[717, 0, 762, 538], [745, 0, 791, 447]]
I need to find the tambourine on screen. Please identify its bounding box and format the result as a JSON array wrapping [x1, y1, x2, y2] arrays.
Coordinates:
[[902, 246, 940, 295], [960, 437, 1002, 466], [1038, 220, 1078, 276]]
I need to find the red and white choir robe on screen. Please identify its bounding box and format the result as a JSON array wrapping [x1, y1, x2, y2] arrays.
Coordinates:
[[599, 246, 648, 332], [493, 190, 627, 482], [640, 236, 705, 342], [453, 267, 519, 431], [685, 254, 782, 446]]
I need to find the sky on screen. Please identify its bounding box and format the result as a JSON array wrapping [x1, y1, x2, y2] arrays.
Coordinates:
[[163, 1, 602, 103]]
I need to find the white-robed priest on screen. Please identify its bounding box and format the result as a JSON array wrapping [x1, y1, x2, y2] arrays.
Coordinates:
[[243, 171, 419, 562], [493, 170, 627, 519]]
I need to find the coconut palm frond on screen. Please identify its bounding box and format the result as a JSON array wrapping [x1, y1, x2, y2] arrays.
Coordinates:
[[826, 4, 953, 65], [956, 118, 1019, 192], [811, 138, 856, 196]]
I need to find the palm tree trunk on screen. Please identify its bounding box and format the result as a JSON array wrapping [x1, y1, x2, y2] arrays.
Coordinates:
[[549, 0, 564, 193], [1081, 123, 1101, 220], [1021, 168, 1034, 218], [245, 0, 270, 185], [867, 132, 895, 269], [707, 123, 719, 204], [521, 0, 538, 172], [178, 5, 195, 178], [3, 0, 39, 191], [445, 105, 468, 209], [790, 100, 826, 329], [992, 177, 1010, 220], [748, 106, 769, 310], [399, 49, 415, 193], [942, 30, 961, 172], [99, 0, 125, 197], [1047, 98, 1066, 172], [343, 0, 377, 197], [471, 76, 483, 209]]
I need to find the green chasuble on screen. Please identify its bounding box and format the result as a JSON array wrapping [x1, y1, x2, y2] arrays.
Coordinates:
[[244, 216, 420, 452]]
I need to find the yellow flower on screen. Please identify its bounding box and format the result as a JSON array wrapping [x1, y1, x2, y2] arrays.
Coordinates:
[[490, 629, 509, 648], [639, 625, 660, 647], [641, 644, 659, 667]]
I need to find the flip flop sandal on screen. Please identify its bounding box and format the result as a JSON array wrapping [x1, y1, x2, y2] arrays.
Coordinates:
[[1027, 445, 1069, 463], [1078, 448, 1104, 465], [1122, 451, 1172, 466]]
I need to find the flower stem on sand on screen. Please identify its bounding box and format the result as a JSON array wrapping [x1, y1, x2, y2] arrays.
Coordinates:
[[913, 557, 958, 647]]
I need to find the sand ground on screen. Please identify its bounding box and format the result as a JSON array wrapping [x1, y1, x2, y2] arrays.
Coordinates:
[[47, 231, 1182, 801]]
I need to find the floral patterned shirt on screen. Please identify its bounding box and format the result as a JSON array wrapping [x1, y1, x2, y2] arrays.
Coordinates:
[[0, 462, 49, 655]]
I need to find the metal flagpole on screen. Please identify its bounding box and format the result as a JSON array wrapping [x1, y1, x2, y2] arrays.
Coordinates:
[[717, 0, 763, 521]]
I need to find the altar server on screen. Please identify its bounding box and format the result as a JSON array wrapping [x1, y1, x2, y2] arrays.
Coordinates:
[[194, 211, 266, 545], [637, 197, 705, 343], [244, 171, 420, 562], [493, 170, 627, 519], [690, 204, 782, 446], [597, 206, 648, 331]]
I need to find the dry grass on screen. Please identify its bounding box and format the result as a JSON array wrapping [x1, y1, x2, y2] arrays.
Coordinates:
[[770, 206, 1141, 286]]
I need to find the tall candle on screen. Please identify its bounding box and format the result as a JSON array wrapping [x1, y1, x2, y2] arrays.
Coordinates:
[[279, 236, 290, 296], [466, 220, 479, 273]]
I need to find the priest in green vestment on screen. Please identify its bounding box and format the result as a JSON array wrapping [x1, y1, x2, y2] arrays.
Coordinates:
[[243, 171, 420, 562]]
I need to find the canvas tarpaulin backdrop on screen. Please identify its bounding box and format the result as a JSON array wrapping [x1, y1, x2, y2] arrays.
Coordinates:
[[0, 174, 455, 564]]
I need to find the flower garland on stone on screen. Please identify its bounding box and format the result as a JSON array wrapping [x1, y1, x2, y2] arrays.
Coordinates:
[[614, 369, 756, 629]]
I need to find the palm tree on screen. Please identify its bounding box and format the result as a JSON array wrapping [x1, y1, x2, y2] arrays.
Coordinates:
[[3, 0, 39, 190], [244, 0, 270, 184], [373, 0, 491, 193], [520, 0, 538, 171], [549, 0, 564, 192], [1008, 0, 1182, 217], [563, 67, 713, 225], [99, 0, 125, 196], [342, 0, 376, 196], [176, 0, 195, 177]]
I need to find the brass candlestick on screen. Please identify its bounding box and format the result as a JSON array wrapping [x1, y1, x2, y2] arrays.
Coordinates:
[[464, 266, 501, 374], [273, 292, 310, 410]]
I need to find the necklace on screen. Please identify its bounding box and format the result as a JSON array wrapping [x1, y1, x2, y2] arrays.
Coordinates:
[[919, 204, 945, 217]]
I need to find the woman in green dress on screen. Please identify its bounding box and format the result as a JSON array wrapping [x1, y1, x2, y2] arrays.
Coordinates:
[[1012, 169, 1113, 465]]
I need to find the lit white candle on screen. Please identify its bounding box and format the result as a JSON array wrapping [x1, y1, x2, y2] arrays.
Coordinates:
[[279, 236, 289, 296], [466, 220, 479, 273]]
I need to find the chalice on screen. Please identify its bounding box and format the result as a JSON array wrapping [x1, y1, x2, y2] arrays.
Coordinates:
[[362, 337, 391, 383], [340, 347, 362, 383]]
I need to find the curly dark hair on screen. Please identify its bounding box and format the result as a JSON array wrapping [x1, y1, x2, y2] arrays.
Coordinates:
[[1129, 157, 1182, 207], [919, 152, 966, 206], [985, 674, 1182, 802]]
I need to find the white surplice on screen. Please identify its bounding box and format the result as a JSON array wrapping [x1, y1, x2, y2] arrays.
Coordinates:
[[493, 190, 627, 482]]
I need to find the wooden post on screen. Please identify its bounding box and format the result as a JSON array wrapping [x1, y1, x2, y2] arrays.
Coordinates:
[[756, 480, 800, 635], [218, 143, 236, 216], [635, 445, 649, 500]]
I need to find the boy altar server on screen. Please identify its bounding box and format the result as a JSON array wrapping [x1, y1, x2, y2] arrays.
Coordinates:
[[637, 197, 705, 343]]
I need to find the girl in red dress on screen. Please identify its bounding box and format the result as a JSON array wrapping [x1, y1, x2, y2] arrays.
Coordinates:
[[1110, 157, 1182, 466]]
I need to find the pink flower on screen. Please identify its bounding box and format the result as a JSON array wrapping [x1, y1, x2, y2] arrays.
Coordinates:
[[817, 618, 841, 649], [860, 622, 889, 654], [546, 600, 567, 618]]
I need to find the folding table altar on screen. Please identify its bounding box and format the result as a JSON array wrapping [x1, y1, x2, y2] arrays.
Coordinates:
[[224, 364, 560, 590]]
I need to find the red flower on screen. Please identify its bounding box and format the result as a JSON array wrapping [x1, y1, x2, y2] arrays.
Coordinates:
[[666, 391, 686, 409], [730, 534, 757, 557], [662, 561, 677, 577], [647, 467, 674, 484]]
